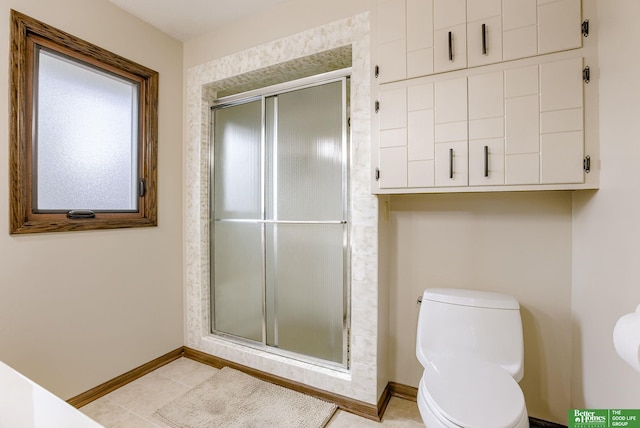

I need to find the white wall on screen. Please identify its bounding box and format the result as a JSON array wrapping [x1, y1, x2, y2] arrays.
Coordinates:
[[572, 0, 640, 408], [0, 0, 184, 399]]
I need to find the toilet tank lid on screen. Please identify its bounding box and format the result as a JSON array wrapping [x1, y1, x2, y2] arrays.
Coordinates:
[[423, 288, 520, 310]]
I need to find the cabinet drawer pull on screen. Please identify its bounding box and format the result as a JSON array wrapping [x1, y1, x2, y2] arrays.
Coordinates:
[[449, 148, 454, 179], [482, 24, 487, 56], [448, 31, 453, 61], [484, 145, 489, 177]]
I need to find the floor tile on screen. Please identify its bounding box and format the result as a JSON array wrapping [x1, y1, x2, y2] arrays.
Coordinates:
[[80, 358, 424, 428], [381, 397, 424, 426], [154, 358, 218, 387], [126, 381, 191, 419], [327, 410, 381, 427], [80, 398, 157, 428], [102, 372, 178, 407]]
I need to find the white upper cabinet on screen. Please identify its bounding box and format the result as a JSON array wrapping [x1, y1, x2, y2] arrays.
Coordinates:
[[378, 86, 408, 188], [378, 0, 407, 83], [376, 0, 582, 81], [467, 0, 502, 67], [538, 0, 583, 54], [433, 0, 467, 73], [374, 0, 593, 194], [468, 71, 505, 185], [502, 0, 538, 60], [407, 0, 434, 78], [375, 56, 586, 192]]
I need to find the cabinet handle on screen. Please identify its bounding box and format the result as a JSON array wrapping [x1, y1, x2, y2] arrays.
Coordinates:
[[483, 145, 489, 177], [482, 24, 487, 56], [449, 148, 454, 179], [448, 31, 453, 61]]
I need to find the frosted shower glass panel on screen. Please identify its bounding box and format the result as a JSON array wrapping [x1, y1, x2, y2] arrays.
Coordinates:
[[266, 82, 345, 221], [36, 49, 139, 211], [214, 101, 262, 220], [213, 221, 263, 342], [265, 223, 345, 363]]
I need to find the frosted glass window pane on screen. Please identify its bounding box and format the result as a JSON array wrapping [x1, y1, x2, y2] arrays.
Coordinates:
[[266, 82, 345, 221], [213, 222, 263, 342], [35, 48, 139, 211], [265, 223, 345, 363], [214, 101, 262, 220]]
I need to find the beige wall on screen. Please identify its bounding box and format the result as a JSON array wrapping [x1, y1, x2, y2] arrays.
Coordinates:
[[389, 192, 573, 422], [0, 0, 184, 399], [572, 0, 640, 408], [183, 0, 374, 69]]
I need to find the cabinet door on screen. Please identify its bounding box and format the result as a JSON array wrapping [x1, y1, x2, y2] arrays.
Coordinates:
[[468, 71, 504, 185], [434, 77, 467, 187], [467, 0, 502, 67], [435, 141, 468, 186], [407, 83, 435, 187], [505, 64, 540, 184], [433, 0, 467, 73], [502, 0, 537, 61], [539, 57, 584, 184], [538, 0, 582, 55], [407, 0, 434, 78], [379, 0, 407, 83], [378, 87, 408, 188], [379, 146, 408, 188], [469, 139, 504, 186]]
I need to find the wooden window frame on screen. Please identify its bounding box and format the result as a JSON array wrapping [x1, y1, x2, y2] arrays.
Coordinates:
[[9, 10, 158, 234]]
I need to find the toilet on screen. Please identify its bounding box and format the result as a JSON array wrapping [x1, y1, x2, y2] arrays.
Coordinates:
[[416, 288, 529, 428]]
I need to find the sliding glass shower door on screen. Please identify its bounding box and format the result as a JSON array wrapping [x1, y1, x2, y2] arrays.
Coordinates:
[[211, 76, 349, 367]]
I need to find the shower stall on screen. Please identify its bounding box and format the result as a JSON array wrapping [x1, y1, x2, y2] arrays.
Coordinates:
[[210, 71, 350, 368]]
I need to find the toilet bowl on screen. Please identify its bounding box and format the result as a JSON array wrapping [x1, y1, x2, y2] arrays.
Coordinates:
[[417, 356, 529, 428], [416, 288, 529, 428]]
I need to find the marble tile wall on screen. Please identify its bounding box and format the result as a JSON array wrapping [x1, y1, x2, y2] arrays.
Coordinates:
[[184, 12, 382, 404]]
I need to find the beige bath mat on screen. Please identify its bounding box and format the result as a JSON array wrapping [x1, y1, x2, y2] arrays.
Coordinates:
[[153, 366, 337, 428]]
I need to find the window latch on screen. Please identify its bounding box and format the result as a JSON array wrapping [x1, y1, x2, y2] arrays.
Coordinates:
[[67, 210, 95, 219], [139, 179, 146, 197]]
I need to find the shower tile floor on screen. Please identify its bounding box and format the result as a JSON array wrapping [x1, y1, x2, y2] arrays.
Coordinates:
[[80, 357, 425, 427]]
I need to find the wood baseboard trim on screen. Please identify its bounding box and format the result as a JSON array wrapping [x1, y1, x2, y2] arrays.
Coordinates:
[[67, 347, 183, 408], [388, 381, 418, 401], [183, 346, 382, 421]]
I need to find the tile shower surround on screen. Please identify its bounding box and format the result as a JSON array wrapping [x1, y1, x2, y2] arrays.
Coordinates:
[[184, 13, 383, 404]]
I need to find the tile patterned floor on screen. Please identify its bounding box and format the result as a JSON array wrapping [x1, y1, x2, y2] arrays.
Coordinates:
[[80, 357, 424, 428]]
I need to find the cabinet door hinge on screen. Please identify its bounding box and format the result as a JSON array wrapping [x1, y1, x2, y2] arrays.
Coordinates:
[[584, 155, 591, 173], [582, 19, 589, 37], [375, 65, 379, 78], [375, 100, 380, 113], [583, 66, 590, 84], [375, 168, 380, 181]]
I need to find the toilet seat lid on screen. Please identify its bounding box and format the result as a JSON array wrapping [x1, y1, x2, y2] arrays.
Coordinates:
[[423, 356, 526, 428]]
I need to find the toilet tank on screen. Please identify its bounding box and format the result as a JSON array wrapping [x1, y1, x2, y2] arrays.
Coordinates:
[[416, 288, 524, 382]]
